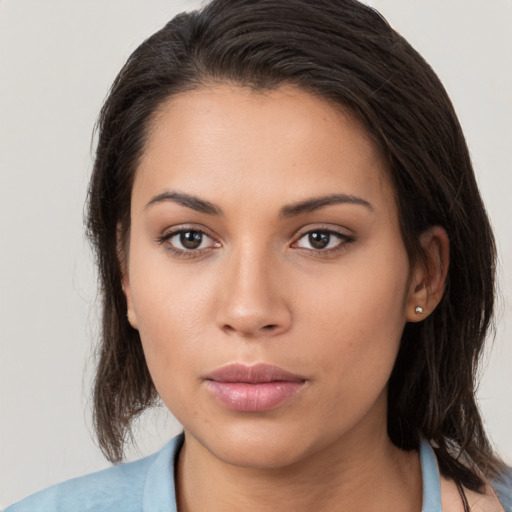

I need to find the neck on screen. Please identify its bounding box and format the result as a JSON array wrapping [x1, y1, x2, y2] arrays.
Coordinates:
[[176, 424, 422, 512]]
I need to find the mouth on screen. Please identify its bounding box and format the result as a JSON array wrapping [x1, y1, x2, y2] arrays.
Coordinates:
[[203, 363, 307, 412]]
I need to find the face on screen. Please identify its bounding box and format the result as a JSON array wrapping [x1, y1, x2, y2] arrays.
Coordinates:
[[123, 84, 423, 469]]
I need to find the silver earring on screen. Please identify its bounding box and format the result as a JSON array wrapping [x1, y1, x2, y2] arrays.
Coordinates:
[[415, 306, 424, 315]]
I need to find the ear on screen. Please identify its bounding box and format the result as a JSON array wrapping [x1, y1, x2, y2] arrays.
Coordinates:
[[118, 224, 138, 330], [122, 274, 139, 330], [406, 226, 449, 322]]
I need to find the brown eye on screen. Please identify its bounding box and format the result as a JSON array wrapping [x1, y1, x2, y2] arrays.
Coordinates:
[[180, 230, 203, 249], [308, 231, 331, 249], [160, 228, 221, 255], [293, 228, 354, 253]]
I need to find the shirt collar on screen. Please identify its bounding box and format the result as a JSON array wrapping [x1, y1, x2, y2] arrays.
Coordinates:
[[142, 434, 442, 511], [143, 433, 184, 512]]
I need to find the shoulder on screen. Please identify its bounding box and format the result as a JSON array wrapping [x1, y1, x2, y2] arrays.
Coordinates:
[[420, 439, 512, 512], [4, 435, 183, 512], [440, 467, 512, 512], [4, 454, 158, 512], [492, 467, 512, 512]]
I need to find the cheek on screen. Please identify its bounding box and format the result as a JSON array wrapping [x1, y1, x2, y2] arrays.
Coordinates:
[[127, 220, 411, 424], [302, 247, 410, 383], [134, 286, 227, 428], [132, 278, 209, 360], [127, 244, 222, 399]]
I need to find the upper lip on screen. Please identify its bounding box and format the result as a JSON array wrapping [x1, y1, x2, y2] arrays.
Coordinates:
[[204, 363, 306, 383]]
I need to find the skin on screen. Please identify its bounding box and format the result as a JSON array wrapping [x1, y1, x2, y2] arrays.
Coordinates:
[[122, 84, 449, 511]]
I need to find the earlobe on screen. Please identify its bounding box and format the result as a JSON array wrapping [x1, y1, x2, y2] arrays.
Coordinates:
[[126, 305, 138, 330], [406, 226, 449, 322], [118, 224, 138, 330], [122, 275, 138, 330]]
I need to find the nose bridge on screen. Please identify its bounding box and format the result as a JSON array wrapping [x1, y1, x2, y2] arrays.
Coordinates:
[[216, 239, 291, 337]]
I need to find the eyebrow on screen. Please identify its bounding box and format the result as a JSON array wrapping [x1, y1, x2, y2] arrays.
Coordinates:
[[145, 191, 373, 217], [280, 194, 374, 217], [145, 191, 223, 215]]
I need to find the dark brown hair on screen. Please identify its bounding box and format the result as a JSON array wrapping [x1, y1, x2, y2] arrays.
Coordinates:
[[87, 0, 504, 494]]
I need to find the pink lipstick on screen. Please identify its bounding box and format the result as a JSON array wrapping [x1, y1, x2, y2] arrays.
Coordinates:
[[204, 363, 306, 412]]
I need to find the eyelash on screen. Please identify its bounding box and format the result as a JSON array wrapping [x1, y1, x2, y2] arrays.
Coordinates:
[[156, 226, 354, 259], [156, 226, 220, 258], [291, 228, 355, 257]]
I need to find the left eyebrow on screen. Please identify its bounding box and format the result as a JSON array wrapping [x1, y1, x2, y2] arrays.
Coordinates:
[[280, 194, 374, 218], [145, 191, 223, 216]]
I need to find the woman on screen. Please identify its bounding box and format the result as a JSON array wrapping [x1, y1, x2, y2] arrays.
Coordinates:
[[6, 0, 511, 510]]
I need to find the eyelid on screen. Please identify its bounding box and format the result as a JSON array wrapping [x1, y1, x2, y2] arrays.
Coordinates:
[[291, 223, 354, 240], [155, 223, 354, 258], [290, 225, 355, 255], [156, 224, 222, 256]]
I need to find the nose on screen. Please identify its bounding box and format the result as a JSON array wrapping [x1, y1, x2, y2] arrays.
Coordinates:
[[215, 247, 292, 338]]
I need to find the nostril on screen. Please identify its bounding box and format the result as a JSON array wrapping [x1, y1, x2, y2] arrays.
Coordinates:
[[221, 323, 277, 336]]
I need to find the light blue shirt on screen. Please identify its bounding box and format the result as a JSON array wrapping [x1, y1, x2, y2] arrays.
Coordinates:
[[5, 434, 511, 511]]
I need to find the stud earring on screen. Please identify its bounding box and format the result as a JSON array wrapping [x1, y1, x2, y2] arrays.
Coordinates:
[[415, 306, 424, 315]]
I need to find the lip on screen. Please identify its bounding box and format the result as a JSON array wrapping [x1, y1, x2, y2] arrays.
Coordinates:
[[203, 363, 307, 412]]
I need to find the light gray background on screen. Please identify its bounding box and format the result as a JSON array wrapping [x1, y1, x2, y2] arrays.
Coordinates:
[[1, 0, 511, 507]]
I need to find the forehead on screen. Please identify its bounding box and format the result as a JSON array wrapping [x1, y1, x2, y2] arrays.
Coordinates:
[[134, 84, 394, 214]]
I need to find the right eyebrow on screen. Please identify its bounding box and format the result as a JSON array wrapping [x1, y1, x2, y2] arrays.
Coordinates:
[[280, 193, 374, 218], [145, 191, 223, 216]]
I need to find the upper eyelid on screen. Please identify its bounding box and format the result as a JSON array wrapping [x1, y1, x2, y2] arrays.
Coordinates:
[[156, 227, 221, 253], [292, 224, 353, 239], [156, 223, 353, 245], [292, 230, 352, 246], [290, 225, 355, 249], [160, 224, 218, 239], [158, 227, 221, 257]]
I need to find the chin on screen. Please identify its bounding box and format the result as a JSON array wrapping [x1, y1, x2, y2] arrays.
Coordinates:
[[185, 418, 330, 471], [215, 437, 308, 470]]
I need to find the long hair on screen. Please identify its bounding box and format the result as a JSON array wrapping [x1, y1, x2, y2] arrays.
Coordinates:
[[86, 0, 503, 492]]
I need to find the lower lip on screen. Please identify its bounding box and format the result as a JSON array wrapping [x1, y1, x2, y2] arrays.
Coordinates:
[[205, 381, 304, 412]]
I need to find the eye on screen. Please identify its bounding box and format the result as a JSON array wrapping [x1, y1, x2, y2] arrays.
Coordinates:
[[293, 229, 353, 252], [158, 228, 220, 255], [173, 230, 207, 250]]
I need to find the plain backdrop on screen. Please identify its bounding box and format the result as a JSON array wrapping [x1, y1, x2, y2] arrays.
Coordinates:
[[1, 0, 511, 507]]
